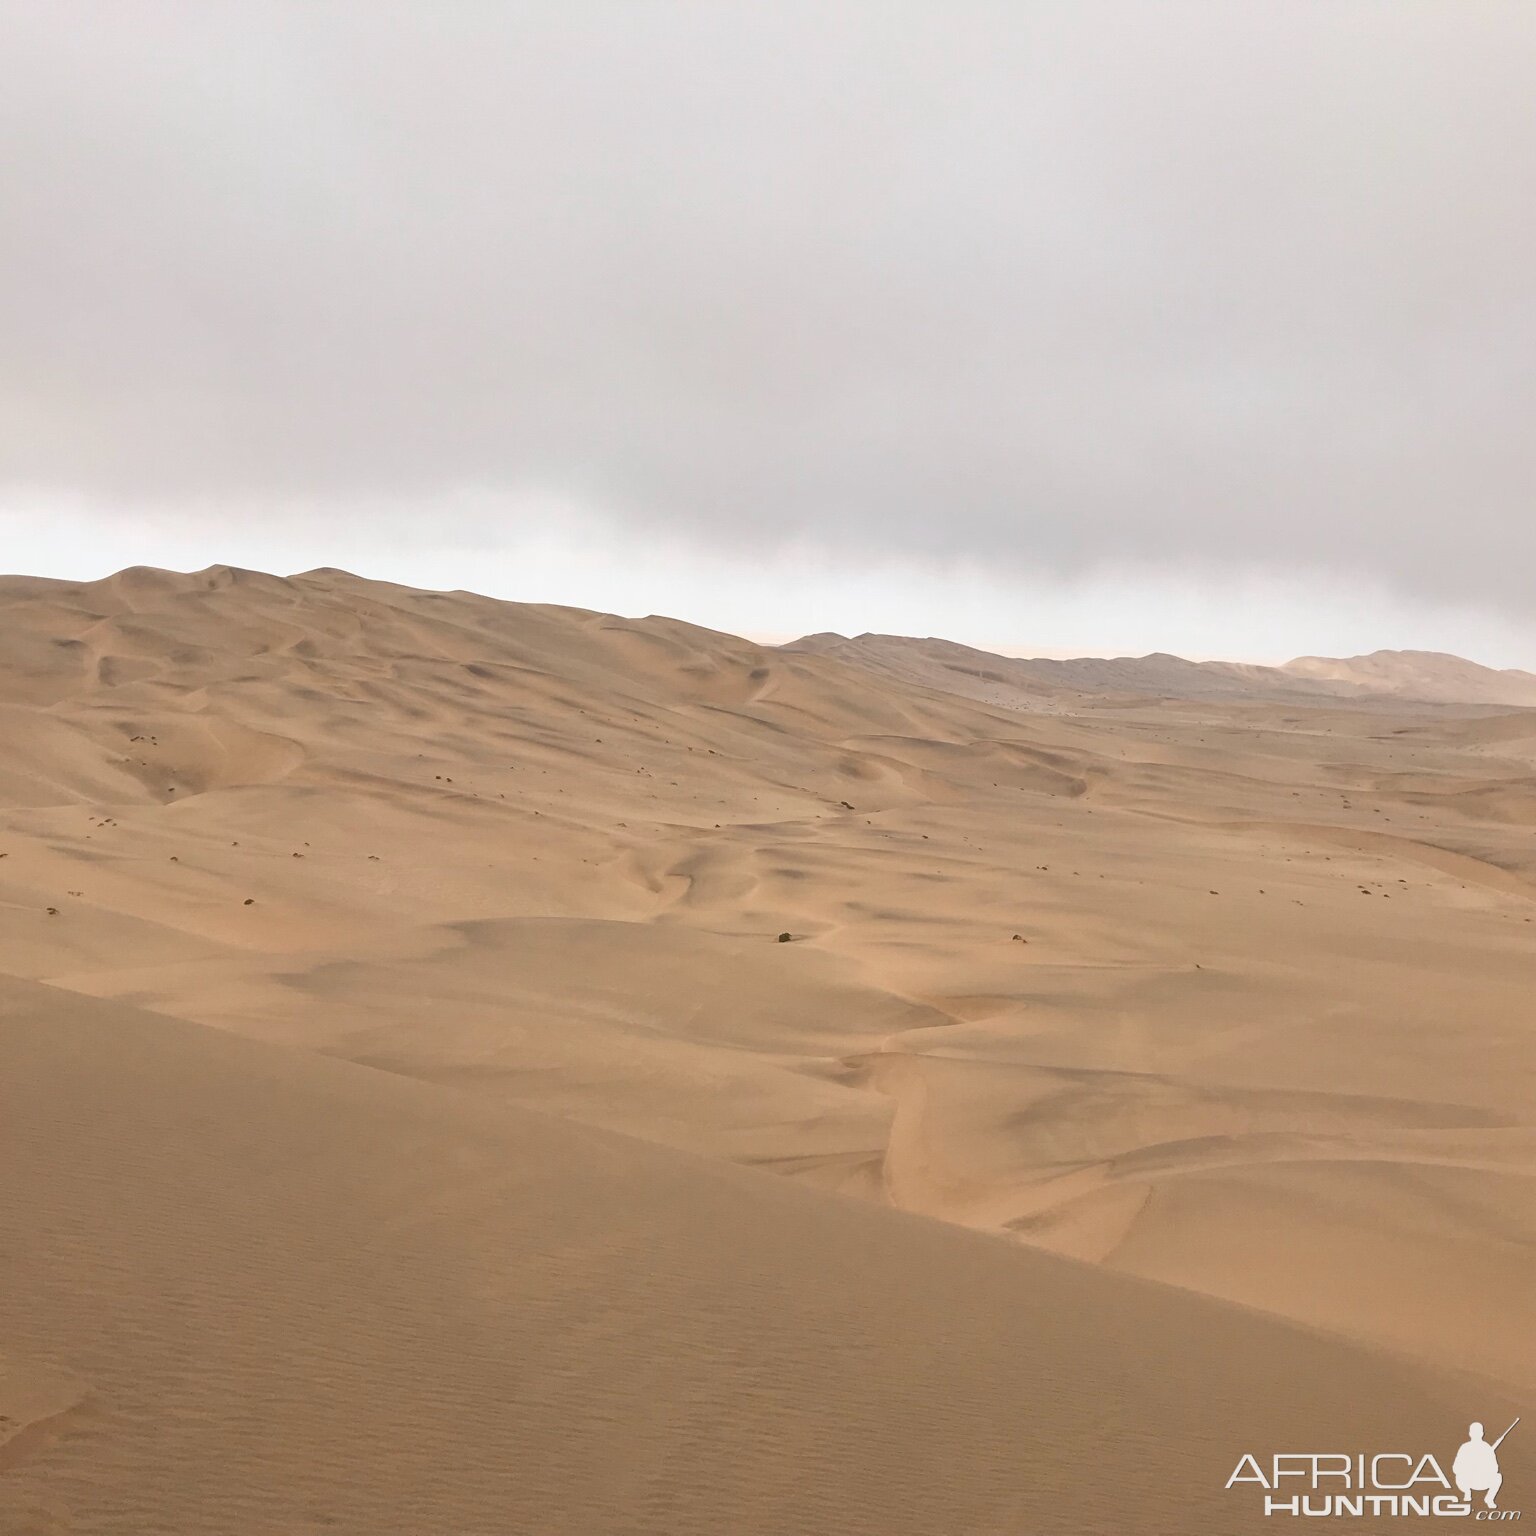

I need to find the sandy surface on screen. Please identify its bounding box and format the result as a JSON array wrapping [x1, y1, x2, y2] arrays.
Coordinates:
[[1, 564, 1531, 1532]]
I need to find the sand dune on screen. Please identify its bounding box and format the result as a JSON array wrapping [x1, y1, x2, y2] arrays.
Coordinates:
[[2, 565, 1532, 1531], [791, 629, 1536, 708], [0, 976, 1517, 1535], [1285, 649, 1536, 707]]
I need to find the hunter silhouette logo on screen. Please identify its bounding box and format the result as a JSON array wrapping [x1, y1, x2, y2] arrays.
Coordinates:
[[1455, 1421, 1517, 1512], [1226, 1415, 1521, 1519]]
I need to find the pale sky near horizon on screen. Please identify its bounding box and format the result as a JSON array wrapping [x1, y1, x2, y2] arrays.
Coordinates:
[[3, 3, 1534, 666]]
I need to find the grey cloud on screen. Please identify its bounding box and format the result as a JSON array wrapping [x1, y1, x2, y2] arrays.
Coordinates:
[[2, 1, 1534, 608]]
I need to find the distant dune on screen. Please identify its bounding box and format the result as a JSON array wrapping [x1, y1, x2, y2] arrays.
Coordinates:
[[788, 630, 1536, 707], [1283, 648, 1536, 706], [1, 565, 1532, 1533]]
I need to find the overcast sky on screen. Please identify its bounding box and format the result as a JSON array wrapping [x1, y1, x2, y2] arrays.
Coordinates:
[[3, 2, 1534, 663]]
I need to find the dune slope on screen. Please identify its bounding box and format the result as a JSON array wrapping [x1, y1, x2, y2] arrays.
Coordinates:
[[0, 976, 1516, 1535]]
